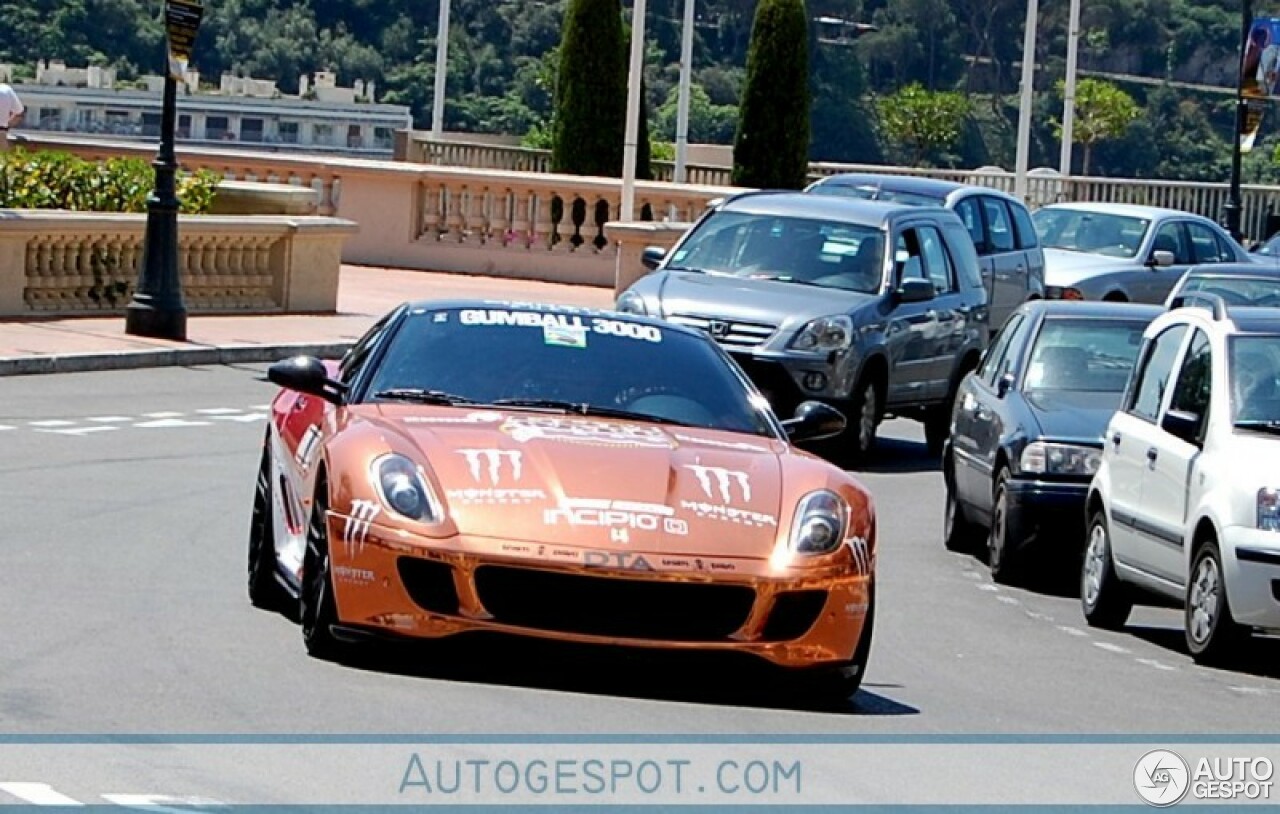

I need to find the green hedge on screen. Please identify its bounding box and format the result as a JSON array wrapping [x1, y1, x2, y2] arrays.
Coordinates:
[[0, 149, 220, 214]]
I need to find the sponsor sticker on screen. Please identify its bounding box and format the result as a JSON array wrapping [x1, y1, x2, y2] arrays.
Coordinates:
[[543, 324, 588, 349]]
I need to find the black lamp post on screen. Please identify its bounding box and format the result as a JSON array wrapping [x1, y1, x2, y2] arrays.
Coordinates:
[[1224, 0, 1254, 243]]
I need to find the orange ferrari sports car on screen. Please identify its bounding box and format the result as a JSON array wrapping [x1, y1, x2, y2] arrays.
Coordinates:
[[249, 300, 877, 697]]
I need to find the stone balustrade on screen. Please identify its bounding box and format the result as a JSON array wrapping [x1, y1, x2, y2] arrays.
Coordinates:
[[0, 210, 357, 316]]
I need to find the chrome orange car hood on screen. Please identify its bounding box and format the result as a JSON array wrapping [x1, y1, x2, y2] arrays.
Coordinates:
[[363, 405, 795, 558]]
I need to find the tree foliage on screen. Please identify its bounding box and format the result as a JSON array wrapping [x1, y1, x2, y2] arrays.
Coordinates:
[[1052, 78, 1141, 174], [551, 0, 626, 176], [731, 0, 810, 189], [876, 83, 972, 166]]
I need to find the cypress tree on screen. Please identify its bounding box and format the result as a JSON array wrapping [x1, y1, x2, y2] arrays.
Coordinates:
[[552, 0, 627, 177], [731, 0, 811, 189]]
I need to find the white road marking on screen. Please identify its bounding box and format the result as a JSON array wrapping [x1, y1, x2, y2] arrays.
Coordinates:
[[101, 793, 226, 811], [976, 583, 1000, 592], [1229, 686, 1271, 695], [1057, 625, 1089, 637], [195, 408, 242, 415], [27, 420, 75, 427], [1092, 641, 1130, 654], [1135, 658, 1177, 672], [142, 412, 184, 419], [995, 595, 1021, 606], [0, 425, 14, 431], [88, 416, 132, 423], [208, 413, 266, 423], [0, 781, 85, 805], [37, 426, 120, 436], [134, 419, 212, 429], [1024, 611, 1054, 622], [249, 403, 272, 410]]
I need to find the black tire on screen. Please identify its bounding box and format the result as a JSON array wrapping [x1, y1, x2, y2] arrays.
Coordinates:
[[248, 439, 287, 610], [301, 481, 343, 660], [1185, 541, 1249, 665], [987, 468, 1024, 584], [797, 581, 876, 703], [846, 376, 880, 462], [924, 406, 950, 457], [1080, 510, 1133, 629], [943, 453, 981, 553]]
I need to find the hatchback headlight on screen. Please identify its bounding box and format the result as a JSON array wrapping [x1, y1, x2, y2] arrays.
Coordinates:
[[371, 453, 443, 523], [789, 490, 850, 555], [790, 315, 853, 352], [616, 290, 648, 315], [1019, 441, 1101, 477], [1258, 488, 1280, 532]]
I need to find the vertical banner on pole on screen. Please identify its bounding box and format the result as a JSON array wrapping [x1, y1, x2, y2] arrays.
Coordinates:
[[165, 0, 205, 83], [1240, 17, 1280, 151]]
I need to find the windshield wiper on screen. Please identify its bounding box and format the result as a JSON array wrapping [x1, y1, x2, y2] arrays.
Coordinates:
[[373, 388, 476, 405], [488, 398, 692, 426], [1235, 419, 1280, 436]]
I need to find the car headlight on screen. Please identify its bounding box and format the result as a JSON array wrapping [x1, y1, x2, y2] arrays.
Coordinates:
[[789, 490, 850, 555], [1019, 441, 1101, 476], [615, 290, 648, 315], [790, 315, 853, 352], [1258, 488, 1280, 532], [371, 453, 442, 523]]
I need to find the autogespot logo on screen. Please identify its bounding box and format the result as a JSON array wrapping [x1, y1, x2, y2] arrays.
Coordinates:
[[1134, 749, 1191, 807]]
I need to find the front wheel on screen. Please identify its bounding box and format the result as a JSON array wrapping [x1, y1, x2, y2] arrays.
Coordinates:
[[987, 468, 1024, 584], [796, 581, 876, 704], [846, 377, 880, 463], [1080, 510, 1133, 629], [248, 440, 286, 610], [1185, 541, 1249, 665], [301, 483, 343, 659], [943, 454, 981, 553]]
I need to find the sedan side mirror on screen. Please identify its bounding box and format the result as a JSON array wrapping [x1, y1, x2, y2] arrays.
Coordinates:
[[895, 278, 936, 303], [641, 246, 667, 270], [1147, 249, 1175, 268], [783, 400, 847, 443], [1161, 408, 1202, 446], [267, 356, 346, 406]]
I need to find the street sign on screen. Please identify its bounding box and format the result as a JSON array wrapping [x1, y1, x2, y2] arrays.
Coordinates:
[[165, 0, 204, 83]]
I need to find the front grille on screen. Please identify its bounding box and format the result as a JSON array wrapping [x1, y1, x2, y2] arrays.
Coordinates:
[[397, 557, 460, 614], [761, 590, 828, 641], [474, 565, 756, 641], [668, 314, 777, 349]]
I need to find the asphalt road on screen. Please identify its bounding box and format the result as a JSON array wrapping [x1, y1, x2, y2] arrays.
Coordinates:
[[3, 365, 1279, 803]]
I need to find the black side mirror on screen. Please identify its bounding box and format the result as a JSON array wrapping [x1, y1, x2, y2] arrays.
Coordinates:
[[1161, 408, 1202, 446], [895, 278, 936, 303], [641, 246, 667, 270], [783, 400, 847, 443], [267, 356, 346, 406], [996, 372, 1015, 398]]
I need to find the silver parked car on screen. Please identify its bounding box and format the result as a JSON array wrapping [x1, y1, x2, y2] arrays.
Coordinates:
[[616, 191, 989, 460], [1163, 263, 1280, 307], [806, 173, 1045, 333], [1033, 202, 1253, 303]]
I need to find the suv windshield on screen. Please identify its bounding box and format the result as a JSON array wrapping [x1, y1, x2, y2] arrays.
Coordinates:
[[667, 211, 885, 294], [1023, 318, 1149, 393], [1231, 335, 1280, 425], [364, 307, 777, 438], [1033, 209, 1149, 258]]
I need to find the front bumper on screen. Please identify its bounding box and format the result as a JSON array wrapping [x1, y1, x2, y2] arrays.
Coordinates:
[[324, 514, 871, 669], [1004, 478, 1090, 549], [1221, 526, 1280, 630], [728, 351, 852, 417]]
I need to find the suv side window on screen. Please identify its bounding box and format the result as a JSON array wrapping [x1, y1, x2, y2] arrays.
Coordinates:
[[1127, 324, 1190, 422], [1009, 201, 1039, 250], [953, 197, 986, 252], [1167, 328, 1212, 441], [1187, 222, 1231, 263], [981, 197, 1016, 253], [918, 225, 956, 294], [979, 313, 1025, 385]]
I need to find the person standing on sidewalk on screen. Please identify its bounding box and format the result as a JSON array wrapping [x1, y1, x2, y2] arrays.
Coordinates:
[[0, 82, 25, 151]]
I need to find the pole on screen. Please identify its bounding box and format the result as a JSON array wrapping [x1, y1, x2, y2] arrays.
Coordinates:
[[1059, 0, 1081, 176], [674, 0, 695, 183], [1224, 0, 1253, 242], [125, 72, 186, 340], [1013, 0, 1038, 201], [431, 0, 451, 143], [620, 0, 648, 223]]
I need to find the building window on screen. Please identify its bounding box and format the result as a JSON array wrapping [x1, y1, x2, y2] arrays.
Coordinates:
[[373, 126, 393, 149], [346, 124, 363, 149], [37, 107, 63, 129], [241, 117, 264, 143], [312, 123, 333, 146], [278, 121, 299, 144], [205, 115, 229, 141], [177, 114, 191, 139], [141, 112, 162, 138], [105, 110, 134, 135]]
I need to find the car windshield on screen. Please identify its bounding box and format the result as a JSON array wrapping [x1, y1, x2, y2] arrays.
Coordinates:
[[666, 211, 885, 294], [1178, 274, 1280, 307], [1032, 208, 1149, 258], [363, 307, 777, 438], [809, 182, 944, 207], [1023, 317, 1149, 393], [1231, 335, 1280, 425]]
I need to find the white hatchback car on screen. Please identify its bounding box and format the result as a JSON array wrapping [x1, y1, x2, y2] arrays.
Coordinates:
[[1083, 295, 1280, 663]]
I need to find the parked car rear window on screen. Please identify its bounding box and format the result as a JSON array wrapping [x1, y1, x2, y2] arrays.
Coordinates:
[[1023, 318, 1149, 393]]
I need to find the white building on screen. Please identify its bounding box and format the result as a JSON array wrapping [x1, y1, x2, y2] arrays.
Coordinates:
[[11, 62, 412, 157]]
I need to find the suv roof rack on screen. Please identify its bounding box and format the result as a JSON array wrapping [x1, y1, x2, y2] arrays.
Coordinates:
[[1169, 291, 1229, 321]]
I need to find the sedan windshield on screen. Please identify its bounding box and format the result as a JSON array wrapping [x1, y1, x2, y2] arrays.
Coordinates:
[[364, 307, 777, 438], [1231, 335, 1280, 425], [666, 211, 885, 293], [1023, 318, 1149, 393], [1033, 209, 1148, 258], [1178, 274, 1280, 307]]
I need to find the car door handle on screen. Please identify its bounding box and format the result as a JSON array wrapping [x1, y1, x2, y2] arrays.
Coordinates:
[[1146, 447, 1159, 464], [1111, 432, 1121, 448]]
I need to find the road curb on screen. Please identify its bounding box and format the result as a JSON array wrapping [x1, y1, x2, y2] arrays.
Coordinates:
[[0, 341, 355, 377]]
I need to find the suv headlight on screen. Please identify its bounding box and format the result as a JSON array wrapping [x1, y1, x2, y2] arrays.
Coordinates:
[[371, 453, 443, 523], [1019, 441, 1101, 477], [1258, 488, 1280, 532], [789, 490, 850, 555], [790, 315, 853, 352], [616, 290, 648, 315]]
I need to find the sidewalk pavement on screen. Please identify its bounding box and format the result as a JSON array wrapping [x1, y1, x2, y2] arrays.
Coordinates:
[[0, 265, 615, 376]]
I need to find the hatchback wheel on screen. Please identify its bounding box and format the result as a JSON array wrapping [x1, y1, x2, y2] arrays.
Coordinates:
[[1186, 541, 1248, 665], [1080, 511, 1133, 629]]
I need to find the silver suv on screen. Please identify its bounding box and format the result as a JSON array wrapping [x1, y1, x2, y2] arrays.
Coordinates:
[[806, 173, 1045, 333], [616, 191, 990, 461]]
